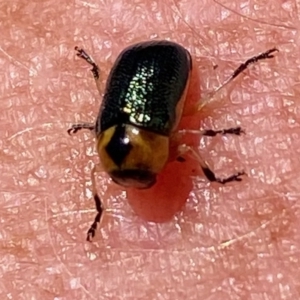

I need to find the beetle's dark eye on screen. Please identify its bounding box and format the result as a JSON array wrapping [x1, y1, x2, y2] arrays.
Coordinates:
[[110, 169, 156, 189]]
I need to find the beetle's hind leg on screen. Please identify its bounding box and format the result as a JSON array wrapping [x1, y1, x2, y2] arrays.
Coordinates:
[[75, 46, 102, 94], [197, 47, 278, 111], [86, 164, 104, 242], [178, 144, 245, 184]]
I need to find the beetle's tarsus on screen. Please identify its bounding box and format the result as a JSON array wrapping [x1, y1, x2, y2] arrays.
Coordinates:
[[202, 127, 245, 137], [231, 47, 279, 80], [202, 166, 246, 184], [86, 193, 103, 242], [86, 227, 96, 242], [222, 127, 245, 136], [75, 46, 100, 79]]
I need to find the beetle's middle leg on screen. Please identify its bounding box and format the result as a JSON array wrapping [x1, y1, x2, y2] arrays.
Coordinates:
[[67, 123, 95, 135], [178, 127, 245, 137]]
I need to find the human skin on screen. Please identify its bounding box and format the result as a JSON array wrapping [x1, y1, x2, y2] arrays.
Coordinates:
[[1, 0, 299, 299]]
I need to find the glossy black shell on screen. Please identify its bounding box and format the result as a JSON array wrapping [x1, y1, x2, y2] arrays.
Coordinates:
[[96, 40, 192, 136]]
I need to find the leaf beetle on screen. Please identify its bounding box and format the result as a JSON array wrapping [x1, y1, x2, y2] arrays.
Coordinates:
[[68, 40, 278, 241]]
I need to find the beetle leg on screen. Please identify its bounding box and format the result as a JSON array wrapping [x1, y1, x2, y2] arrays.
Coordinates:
[[75, 46, 102, 94], [178, 126, 245, 137], [86, 164, 104, 242], [67, 122, 95, 135], [177, 144, 245, 184], [198, 47, 278, 111]]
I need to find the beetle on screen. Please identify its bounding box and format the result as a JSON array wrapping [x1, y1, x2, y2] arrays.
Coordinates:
[[68, 40, 278, 241]]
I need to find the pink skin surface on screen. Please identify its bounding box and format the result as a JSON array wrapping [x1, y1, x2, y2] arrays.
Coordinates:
[[1, 1, 299, 299]]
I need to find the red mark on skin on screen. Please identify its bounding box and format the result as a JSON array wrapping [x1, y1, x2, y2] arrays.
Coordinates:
[[126, 159, 195, 222], [127, 61, 201, 222]]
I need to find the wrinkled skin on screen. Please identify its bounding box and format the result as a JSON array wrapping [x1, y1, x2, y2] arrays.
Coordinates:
[[1, 0, 299, 299]]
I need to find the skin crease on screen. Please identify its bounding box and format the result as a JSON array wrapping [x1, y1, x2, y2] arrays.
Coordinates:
[[1, 0, 300, 299]]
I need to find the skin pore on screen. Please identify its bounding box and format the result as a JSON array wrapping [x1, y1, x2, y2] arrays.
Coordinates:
[[1, 0, 299, 299]]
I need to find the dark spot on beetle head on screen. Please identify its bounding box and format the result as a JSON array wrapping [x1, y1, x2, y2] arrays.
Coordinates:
[[105, 124, 132, 167]]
